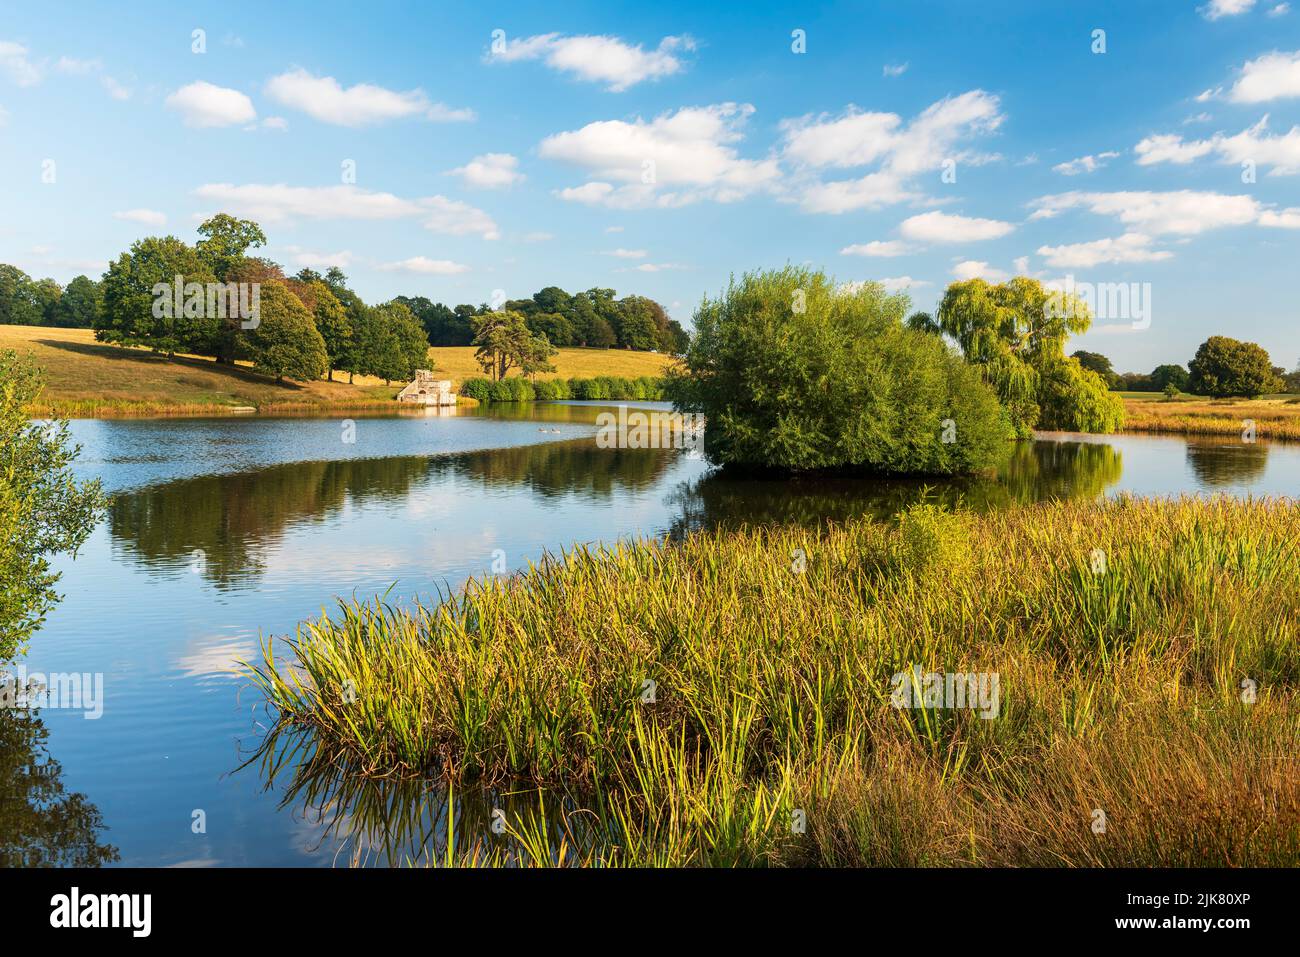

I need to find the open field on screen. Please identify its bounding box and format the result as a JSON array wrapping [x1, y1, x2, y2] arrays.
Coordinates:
[[427, 345, 673, 384], [1121, 393, 1300, 441], [248, 496, 1300, 867], [0, 326, 674, 417]]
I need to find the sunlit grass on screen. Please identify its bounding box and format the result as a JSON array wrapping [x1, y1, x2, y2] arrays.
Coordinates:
[[1122, 394, 1300, 440], [246, 496, 1300, 866]]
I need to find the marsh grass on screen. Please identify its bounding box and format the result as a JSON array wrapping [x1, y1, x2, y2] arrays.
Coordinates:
[[246, 496, 1300, 866]]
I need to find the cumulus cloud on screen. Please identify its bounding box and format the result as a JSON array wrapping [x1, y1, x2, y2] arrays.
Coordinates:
[[1259, 206, 1300, 227], [951, 260, 1009, 282], [780, 90, 1003, 213], [1036, 232, 1174, 268], [1028, 189, 1261, 235], [840, 240, 916, 257], [265, 68, 473, 126], [0, 41, 41, 86], [447, 153, 524, 189], [603, 248, 648, 259], [1136, 117, 1300, 175], [165, 81, 256, 127], [378, 256, 470, 275], [113, 208, 167, 226], [541, 102, 780, 208], [898, 210, 1014, 243], [191, 183, 499, 239], [1052, 151, 1120, 175], [488, 33, 694, 91], [1227, 50, 1300, 103], [281, 246, 354, 269], [876, 275, 928, 293], [1201, 0, 1255, 19]]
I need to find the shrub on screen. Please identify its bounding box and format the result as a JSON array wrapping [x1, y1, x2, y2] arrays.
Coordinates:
[[893, 502, 971, 578], [667, 266, 1006, 474], [459, 377, 492, 402]]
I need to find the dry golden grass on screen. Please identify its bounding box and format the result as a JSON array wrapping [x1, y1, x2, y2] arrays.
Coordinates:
[[427, 345, 673, 386], [1122, 394, 1300, 441], [1, 326, 673, 417]]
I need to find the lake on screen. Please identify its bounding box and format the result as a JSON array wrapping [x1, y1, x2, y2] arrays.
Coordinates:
[[4, 403, 1297, 866]]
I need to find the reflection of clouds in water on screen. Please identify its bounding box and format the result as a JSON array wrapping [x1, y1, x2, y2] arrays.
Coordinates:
[[173, 636, 257, 682]]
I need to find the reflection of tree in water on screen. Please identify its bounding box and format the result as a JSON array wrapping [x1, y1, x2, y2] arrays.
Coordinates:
[[110, 442, 681, 587], [0, 709, 118, 867], [244, 729, 597, 867], [109, 456, 432, 588], [429, 439, 678, 499], [667, 439, 1123, 537], [1184, 439, 1270, 488]]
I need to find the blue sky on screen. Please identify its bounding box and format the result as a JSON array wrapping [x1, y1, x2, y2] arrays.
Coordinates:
[[1, 0, 1298, 373]]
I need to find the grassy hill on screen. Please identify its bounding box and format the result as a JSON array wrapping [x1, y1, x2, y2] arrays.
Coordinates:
[[1, 325, 676, 417]]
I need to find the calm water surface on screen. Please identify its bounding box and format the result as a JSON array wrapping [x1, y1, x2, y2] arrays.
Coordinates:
[[6, 404, 1298, 866]]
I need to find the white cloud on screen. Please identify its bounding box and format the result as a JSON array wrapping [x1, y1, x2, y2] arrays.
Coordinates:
[[378, 256, 470, 275], [1028, 190, 1261, 235], [899, 210, 1014, 243], [0, 41, 41, 86], [883, 62, 908, 78], [1013, 256, 1030, 273], [780, 91, 1003, 213], [101, 76, 131, 100], [840, 240, 915, 257], [1259, 206, 1300, 227], [1052, 151, 1120, 175], [191, 183, 499, 239], [542, 102, 780, 208], [260, 116, 288, 130], [1036, 232, 1174, 268], [1136, 117, 1300, 175], [1269, 3, 1291, 15], [521, 231, 553, 242], [605, 225, 624, 233], [603, 248, 648, 259], [1228, 50, 1300, 103], [952, 260, 1009, 282], [165, 81, 256, 127], [447, 153, 524, 189], [488, 33, 693, 91], [1201, 0, 1255, 19], [634, 262, 686, 272], [54, 56, 98, 75], [282, 246, 354, 269], [113, 208, 167, 226], [876, 275, 928, 293], [265, 68, 473, 126]]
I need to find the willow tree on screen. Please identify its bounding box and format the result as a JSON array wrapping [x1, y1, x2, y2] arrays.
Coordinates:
[[934, 277, 1123, 437]]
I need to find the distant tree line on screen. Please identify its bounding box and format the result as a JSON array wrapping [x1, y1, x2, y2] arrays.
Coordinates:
[[0, 266, 103, 328], [394, 286, 689, 353], [1074, 337, 1296, 398]]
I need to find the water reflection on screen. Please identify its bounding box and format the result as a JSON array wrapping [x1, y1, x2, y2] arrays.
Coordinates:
[[1185, 438, 1270, 487], [0, 710, 119, 867], [250, 729, 596, 867], [106, 438, 1132, 587], [666, 440, 1124, 536]]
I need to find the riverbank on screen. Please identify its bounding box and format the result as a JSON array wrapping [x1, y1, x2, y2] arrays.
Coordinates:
[[1120, 393, 1300, 441], [248, 495, 1300, 866], [1, 325, 675, 417]]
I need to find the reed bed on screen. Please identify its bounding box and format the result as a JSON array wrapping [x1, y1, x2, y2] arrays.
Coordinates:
[[246, 496, 1300, 866], [1122, 396, 1300, 441]]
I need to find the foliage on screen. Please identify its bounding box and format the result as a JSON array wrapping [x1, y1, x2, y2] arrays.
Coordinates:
[[0, 351, 105, 659], [245, 285, 328, 382], [96, 236, 218, 356], [935, 277, 1112, 437], [247, 496, 1300, 867], [1036, 357, 1126, 432], [668, 266, 1005, 474], [1188, 335, 1281, 398], [1071, 350, 1119, 389], [460, 374, 666, 403], [472, 311, 555, 381]]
